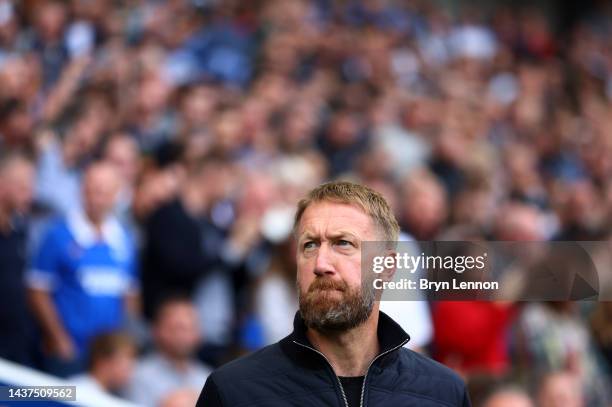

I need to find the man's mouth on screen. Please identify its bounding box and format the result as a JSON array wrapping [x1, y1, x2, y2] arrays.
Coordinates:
[[312, 286, 344, 292], [312, 287, 344, 296], [308, 279, 347, 293]]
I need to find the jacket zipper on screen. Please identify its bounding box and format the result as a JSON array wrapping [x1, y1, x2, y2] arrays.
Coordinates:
[[359, 339, 409, 407], [292, 340, 349, 407], [293, 338, 409, 407]]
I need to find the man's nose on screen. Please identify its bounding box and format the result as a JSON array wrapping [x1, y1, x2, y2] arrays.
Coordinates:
[[314, 243, 335, 276]]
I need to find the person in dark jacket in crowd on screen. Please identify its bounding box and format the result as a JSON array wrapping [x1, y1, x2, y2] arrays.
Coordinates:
[[198, 181, 470, 406], [0, 153, 36, 366]]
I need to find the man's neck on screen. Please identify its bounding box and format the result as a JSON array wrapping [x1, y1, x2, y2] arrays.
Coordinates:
[[306, 311, 380, 377], [180, 184, 205, 217], [62, 142, 78, 168], [89, 219, 103, 235], [161, 351, 191, 373], [91, 368, 112, 392]]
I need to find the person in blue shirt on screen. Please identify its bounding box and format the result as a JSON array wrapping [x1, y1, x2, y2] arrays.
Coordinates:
[[27, 161, 138, 377]]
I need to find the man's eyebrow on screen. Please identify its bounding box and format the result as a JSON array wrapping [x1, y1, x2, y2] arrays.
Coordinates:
[[329, 231, 359, 239], [298, 231, 359, 241], [298, 232, 319, 241], [298, 230, 360, 240], [320, 231, 361, 241]]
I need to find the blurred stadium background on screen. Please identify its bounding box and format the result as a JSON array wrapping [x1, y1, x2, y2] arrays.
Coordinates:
[[1, 0, 612, 406]]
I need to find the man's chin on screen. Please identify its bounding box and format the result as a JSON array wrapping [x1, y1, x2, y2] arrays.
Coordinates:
[[300, 303, 373, 332], [302, 310, 370, 332]]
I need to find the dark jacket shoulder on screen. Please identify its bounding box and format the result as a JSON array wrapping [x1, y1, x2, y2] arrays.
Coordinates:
[[208, 341, 289, 383], [403, 346, 464, 383], [197, 312, 470, 407], [381, 347, 467, 406], [197, 341, 316, 407]]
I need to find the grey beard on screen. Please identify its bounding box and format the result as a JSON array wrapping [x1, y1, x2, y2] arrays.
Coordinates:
[[298, 281, 375, 332]]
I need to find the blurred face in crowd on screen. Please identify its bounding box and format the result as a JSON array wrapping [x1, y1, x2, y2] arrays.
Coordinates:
[[483, 390, 534, 407], [0, 156, 34, 215], [0, 0, 17, 42], [505, 144, 540, 190], [213, 110, 245, 155], [35, 0, 67, 42], [563, 181, 600, 225], [494, 203, 543, 241], [0, 103, 33, 147], [181, 86, 217, 129], [237, 175, 278, 217], [82, 163, 121, 225], [104, 135, 139, 186], [453, 188, 495, 228], [400, 176, 447, 240], [0, 55, 42, 102], [97, 346, 136, 392], [296, 201, 378, 332], [537, 372, 584, 407], [63, 114, 103, 165], [282, 104, 316, 151], [154, 301, 201, 360], [138, 75, 171, 114], [327, 112, 360, 148]]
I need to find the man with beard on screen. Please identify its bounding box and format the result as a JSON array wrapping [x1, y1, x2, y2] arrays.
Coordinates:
[[197, 181, 470, 406]]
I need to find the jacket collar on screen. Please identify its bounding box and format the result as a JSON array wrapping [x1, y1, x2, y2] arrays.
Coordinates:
[[67, 209, 128, 259], [288, 310, 410, 359]]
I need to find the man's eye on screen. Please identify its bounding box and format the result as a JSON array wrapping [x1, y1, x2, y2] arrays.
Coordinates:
[[337, 240, 353, 247], [303, 241, 316, 250]]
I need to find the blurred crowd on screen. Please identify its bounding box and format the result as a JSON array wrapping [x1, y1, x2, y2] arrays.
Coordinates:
[[1, 0, 612, 406]]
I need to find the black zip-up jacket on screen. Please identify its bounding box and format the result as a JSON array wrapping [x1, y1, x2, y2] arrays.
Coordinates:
[[197, 311, 471, 406]]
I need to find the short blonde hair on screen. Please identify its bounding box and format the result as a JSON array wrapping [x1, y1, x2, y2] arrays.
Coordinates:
[[294, 181, 400, 241]]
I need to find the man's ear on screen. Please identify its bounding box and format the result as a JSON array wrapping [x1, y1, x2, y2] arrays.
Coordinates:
[[380, 250, 397, 282]]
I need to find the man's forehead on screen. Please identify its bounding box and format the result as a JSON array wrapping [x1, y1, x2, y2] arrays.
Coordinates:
[[297, 201, 374, 236]]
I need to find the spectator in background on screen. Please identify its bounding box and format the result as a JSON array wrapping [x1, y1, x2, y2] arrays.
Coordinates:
[[27, 162, 138, 377], [554, 180, 608, 240], [319, 108, 369, 177], [70, 332, 136, 398], [254, 238, 299, 346], [103, 133, 140, 220], [432, 203, 543, 376], [399, 169, 448, 241], [590, 302, 612, 372], [514, 301, 610, 406], [481, 386, 534, 407], [31, 0, 69, 87], [128, 295, 211, 407], [0, 153, 35, 365], [367, 179, 434, 352], [141, 158, 221, 320], [131, 143, 185, 222], [0, 98, 34, 153], [35, 110, 104, 216], [126, 73, 177, 154], [536, 371, 584, 407]]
